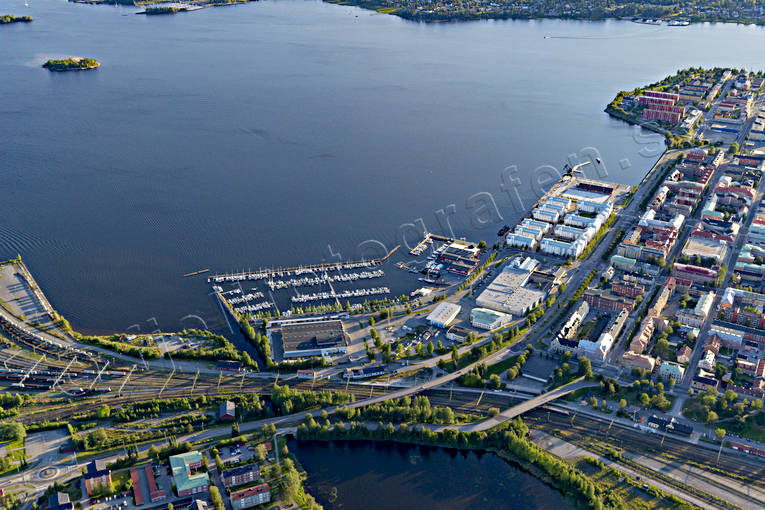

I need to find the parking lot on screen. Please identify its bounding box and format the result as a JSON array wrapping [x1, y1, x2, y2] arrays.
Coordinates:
[[221, 442, 256, 466]]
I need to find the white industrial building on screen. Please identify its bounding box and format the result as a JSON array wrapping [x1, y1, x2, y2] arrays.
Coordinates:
[[475, 258, 546, 317], [426, 302, 461, 328], [506, 233, 537, 249], [470, 308, 513, 330], [510, 256, 540, 272]]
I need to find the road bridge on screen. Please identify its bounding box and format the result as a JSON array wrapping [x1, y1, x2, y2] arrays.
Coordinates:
[[459, 377, 598, 432]]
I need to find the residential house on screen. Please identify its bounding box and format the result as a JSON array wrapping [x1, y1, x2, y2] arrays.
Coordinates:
[[83, 460, 112, 497], [229, 484, 271, 510], [677, 345, 692, 364], [222, 464, 260, 489]]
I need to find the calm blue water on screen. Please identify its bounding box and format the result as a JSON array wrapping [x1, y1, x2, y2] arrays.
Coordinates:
[[2, 0, 765, 332], [289, 439, 567, 509]]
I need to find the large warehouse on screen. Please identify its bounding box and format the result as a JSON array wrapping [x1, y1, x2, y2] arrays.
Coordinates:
[[275, 319, 349, 359], [475, 257, 546, 317], [426, 302, 461, 328]]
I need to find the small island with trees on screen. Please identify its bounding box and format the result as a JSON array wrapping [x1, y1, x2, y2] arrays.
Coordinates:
[[143, 6, 188, 15], [42, 58, 101, 72], [1, 14, 33, 24]]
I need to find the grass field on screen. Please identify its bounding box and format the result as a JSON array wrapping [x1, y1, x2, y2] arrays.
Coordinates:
[[716, 411, 765, 443], [485, 354, 521, 377], [0, 438, 25, 477]]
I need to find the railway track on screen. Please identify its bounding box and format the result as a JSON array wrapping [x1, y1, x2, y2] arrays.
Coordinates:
[[0, 315, 81, 361], [8, 361, 762, 508], [15, 377, 512, 425], [525, 408, 765, 506]]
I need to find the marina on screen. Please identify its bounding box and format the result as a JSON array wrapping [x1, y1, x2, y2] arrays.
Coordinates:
[[291, 286, 391, 303], [408, 233, 459, 256], [233, 301, 273, 314], [208, 246, 399, 283], [265, 269, 385, 291], [227, 291, 265, 305]]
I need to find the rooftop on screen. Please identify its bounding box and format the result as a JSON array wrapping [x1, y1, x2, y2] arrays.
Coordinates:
[[222, 463, 259, 479], [230, 484, 270, 501], [280, 320, 348, 352], [170, 451, 209, 494], [84, 459, 109, 478], [682, 236, 728, 261], [470, 307, 511, 324], [426, 302, 461, 325]]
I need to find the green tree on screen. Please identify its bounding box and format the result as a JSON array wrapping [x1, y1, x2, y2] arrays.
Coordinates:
[[427, 341, 434, 355], [0, 422, 25, 442], [655, 338, 671, 359], [578, 357, 593, 380], [209, 485, 224, 510], [619, 398, 627, 411]]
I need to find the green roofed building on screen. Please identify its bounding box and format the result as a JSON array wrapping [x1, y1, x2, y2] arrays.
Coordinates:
[[170, 451, 209, 497]]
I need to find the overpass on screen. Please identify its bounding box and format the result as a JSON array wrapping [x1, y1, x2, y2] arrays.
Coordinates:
[[459, 377, 598, 432]]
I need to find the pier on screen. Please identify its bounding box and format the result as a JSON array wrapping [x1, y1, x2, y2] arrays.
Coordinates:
[[528, 161, 592, 212], [408, 233, 460, 256], [208, 246, 399, 283], [183, 268, 210, 277]]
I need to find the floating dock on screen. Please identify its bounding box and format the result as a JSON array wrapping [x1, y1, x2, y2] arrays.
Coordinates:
[[183, 268, 210, 277]]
